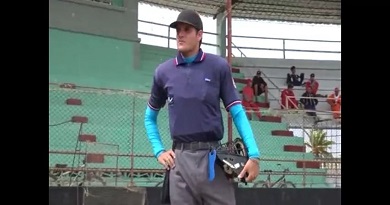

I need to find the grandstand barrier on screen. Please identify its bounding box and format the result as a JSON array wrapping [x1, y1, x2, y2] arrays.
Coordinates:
[[49, 186, 147, 205], [49, 82, 341, 188], [49, 186, 341, 205], [283, 95, 341, 121]]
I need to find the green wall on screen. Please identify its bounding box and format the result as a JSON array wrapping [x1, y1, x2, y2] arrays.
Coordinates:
[[49, 28, 136, 89]]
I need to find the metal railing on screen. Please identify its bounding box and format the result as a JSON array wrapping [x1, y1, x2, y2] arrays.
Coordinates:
[[283, 95, 340, 114], [231, 34, 340, 59], [138, 20, 220, 49], [137, 19, 341, 60]]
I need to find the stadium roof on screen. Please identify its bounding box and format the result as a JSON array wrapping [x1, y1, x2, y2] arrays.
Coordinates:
[[139, 0, 341, 25]]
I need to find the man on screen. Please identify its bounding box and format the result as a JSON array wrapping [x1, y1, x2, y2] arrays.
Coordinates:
[[327, 87, 341, 119], [286, 66, 305, 86], [305, 73, 319, 95], [300, 86, 318, 117], [242, 79, 262, 120], [280, 84, 298, 109], [251, 70, 268, 103], [144, 9, 260, 205]]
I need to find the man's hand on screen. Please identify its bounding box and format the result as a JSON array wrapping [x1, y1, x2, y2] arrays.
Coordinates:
[[157, 150, 176, 170], [238, 158, 259, 182]]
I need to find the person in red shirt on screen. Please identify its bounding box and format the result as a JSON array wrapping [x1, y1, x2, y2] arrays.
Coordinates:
[[242, 79, 262, 120], [305, 73, 319, 95], [280, 84, 298, 109]]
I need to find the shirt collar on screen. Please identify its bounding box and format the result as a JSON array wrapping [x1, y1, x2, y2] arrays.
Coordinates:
[[174, 49, 206, 66]]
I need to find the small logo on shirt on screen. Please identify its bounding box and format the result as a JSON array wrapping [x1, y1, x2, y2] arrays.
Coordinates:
[[167, 95, 174, 105]]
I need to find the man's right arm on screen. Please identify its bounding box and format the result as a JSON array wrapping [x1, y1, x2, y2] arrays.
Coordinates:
[[144, 67, 167, 158]]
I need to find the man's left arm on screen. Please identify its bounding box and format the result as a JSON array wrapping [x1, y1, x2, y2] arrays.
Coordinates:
[[219, 62, 260, 159]]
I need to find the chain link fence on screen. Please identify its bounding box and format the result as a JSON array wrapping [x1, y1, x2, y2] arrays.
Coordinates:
[[49, 83, 341, 188]]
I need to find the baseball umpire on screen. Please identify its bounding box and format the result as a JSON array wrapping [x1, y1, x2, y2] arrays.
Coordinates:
[[144, 9, 261, 205]]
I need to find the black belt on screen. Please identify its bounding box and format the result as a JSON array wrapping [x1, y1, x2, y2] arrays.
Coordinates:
[[174, 141, 220, 150]]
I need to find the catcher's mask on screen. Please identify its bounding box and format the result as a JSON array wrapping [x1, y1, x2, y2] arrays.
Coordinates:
[[215, 138, 249, 183]]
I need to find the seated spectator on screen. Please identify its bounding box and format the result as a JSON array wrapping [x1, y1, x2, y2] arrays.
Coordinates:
[[327, 87, 341, 119], [242, 79, 262, 120], [280, 84, 298, 109], [305, 73, 319, 94], [287, 66, 305, 86], [300, 87, 318, 117], [305, 73, 327, 98], [251, 70, 269, 103]]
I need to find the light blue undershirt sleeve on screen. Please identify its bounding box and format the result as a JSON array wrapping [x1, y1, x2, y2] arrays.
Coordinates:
[[144, 106, 166, 158], [229, 104, 261, 158]]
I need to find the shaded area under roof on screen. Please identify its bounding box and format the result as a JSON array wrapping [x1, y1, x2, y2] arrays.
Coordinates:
[[139, 0, 341, 25]]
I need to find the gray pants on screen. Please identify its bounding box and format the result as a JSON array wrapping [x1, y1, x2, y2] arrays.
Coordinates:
[[169, 148, 236, 205]]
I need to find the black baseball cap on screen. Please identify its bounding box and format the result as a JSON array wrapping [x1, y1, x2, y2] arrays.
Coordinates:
[[169, 9, 203, 30]]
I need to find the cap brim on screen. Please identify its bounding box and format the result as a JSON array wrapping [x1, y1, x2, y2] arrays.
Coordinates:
[[169, 20, 199, 29]]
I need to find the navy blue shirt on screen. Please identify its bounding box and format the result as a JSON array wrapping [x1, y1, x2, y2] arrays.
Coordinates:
[[148, 49, 241, 142]]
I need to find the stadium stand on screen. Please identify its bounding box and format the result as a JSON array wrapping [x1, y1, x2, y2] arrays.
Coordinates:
[[49, 0, 340, 188], [49, 41, 333, 187]]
